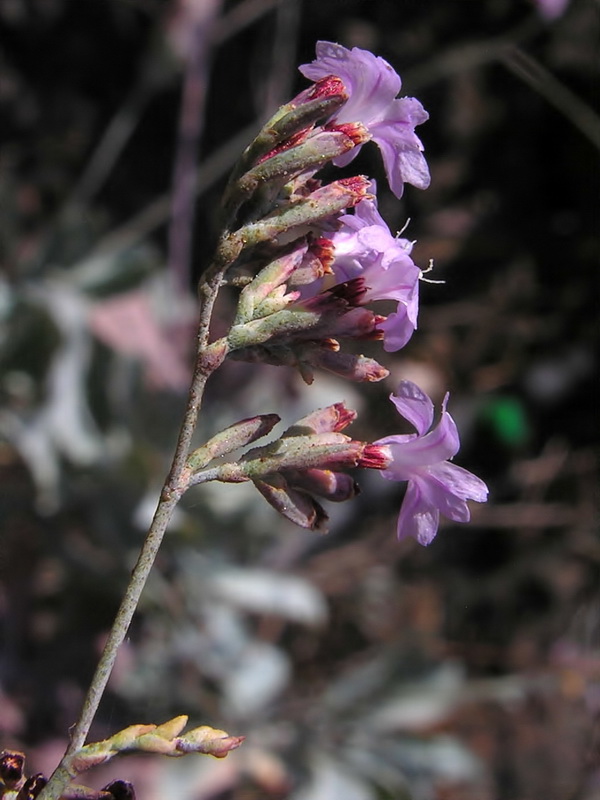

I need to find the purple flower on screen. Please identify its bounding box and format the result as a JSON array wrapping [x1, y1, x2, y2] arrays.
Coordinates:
[[299, 41, 430, 198], [300, 195, 422, 351], [375, 381, 488, 545], [331, 196, 421, 351]]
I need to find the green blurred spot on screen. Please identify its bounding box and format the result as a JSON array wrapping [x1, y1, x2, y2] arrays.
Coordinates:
[[481, 396, 529, 447]]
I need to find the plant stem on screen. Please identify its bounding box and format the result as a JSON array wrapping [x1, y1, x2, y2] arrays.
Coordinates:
[[38, 266, 227, 800]]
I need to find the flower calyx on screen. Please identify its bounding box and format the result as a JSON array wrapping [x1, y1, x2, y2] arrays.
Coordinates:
[[209, 403, 388, 530]]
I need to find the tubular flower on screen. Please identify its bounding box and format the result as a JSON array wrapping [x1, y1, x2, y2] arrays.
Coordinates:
[[330, 196, 421, 351], [299, 41, 430, 198], [300, 195, 422, 352], [375, 381, 488, 545]]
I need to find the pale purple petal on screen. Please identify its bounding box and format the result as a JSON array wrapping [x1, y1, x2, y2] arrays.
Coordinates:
[[389, 380, 434, 436], [378, 418, 459, 473], [372, 98, 430, 195], [353, 191, 387, 227], [378, 304, 416, 352], [358, 230, 418, 273], [403, 279, 420, 326], [339, 190, 414, 256], [362, 254, 420, 300], [332, 146, 360, 169], [300, 41, 402, 124], [357, 225, 398, 257], [428, 461, 489, 504], [374, 129, 430, 196], [376, 433, 417, 448], [396, 480, 440, 545], [418, 467, 472, 523], [387, 410, 459, 467]]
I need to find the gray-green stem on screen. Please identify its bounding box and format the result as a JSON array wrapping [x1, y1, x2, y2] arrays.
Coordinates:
[[39, 266, 227, 800]]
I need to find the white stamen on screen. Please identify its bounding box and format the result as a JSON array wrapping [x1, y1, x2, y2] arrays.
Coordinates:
[[420, 258, 445, 284]]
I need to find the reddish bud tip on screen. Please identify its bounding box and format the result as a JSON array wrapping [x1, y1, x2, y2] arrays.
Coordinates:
[[286, 402, 356, 435], [310, 237, 335, 272], [337, 176, 374, 205], [307, 75, 347, 101], [359, 444, 392, 470], [327, 121, 371, 147], [259, 128, 312, 164], [330, 402, 358, 431], [328, 276, 367, 306]]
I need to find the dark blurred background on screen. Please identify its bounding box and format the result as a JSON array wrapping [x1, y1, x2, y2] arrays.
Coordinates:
[[0, 1, 598, 798]]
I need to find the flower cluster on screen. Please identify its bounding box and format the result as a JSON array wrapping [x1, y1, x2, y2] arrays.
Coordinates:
[[209, 40, 488, 545], [298, 193, 422, 352]]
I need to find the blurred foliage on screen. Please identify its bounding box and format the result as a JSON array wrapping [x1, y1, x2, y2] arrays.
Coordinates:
[[0, 0, 598, 799]]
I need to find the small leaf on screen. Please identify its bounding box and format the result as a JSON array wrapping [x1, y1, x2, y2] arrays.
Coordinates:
[[110, 724, 156, 750], [152, 716, 188, 740], [134, 733, 175, 755]]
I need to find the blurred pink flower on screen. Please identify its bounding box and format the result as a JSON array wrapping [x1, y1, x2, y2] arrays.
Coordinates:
[[89, 289, 191, 391], [532, 0, 570, 20]]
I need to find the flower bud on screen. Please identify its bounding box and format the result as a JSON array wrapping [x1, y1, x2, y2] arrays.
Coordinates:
[[230, 340, 389, 385], [284, 402, 356, 435], [300, 301, 384, 341], [299, 345, 390, 383], [286, 253, 329, 287], [227, 308, 322, 350], [286, 468, 359, 502], [254, 474, 329, 530], [186, 415, 280, 472], [290, 75, 347, 107], [236, 77, 348, 172], [175, 726, 246, 758], [231, 176, 372, 251], [235, 431, 366, 477], [234, 124, 370, 206], [234, 242, 308, 324]]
